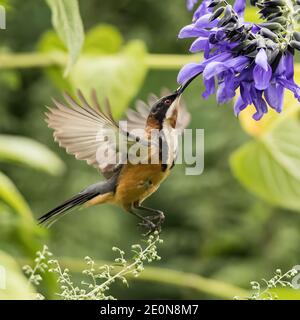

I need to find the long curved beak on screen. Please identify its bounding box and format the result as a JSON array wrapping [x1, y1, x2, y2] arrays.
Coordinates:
[[175, 72, 201, 95]]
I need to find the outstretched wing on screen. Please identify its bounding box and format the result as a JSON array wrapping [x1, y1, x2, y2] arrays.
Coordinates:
[[46, 90, 127, 179], [46, 89, 190, 179], [125, 94, 157, 132]]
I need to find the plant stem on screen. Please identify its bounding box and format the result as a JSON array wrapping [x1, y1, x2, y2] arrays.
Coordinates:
[[55, 257, 248, 299], [146, 54, 202, 70], [82, 236, 160, 299], [0, 52, 201, 70], [0, 52, 66, 69]]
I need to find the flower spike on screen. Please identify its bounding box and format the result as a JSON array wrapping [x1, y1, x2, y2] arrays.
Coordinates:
[[180, 0, 300, 120]]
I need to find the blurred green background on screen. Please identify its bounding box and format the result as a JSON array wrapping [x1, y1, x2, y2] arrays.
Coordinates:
[[1, 0, 300, 300]]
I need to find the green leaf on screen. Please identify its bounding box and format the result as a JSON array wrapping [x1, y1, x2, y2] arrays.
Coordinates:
[[263, 117, 300, 181], [0, 135, 65, 175], [38, 24, 148, 118], [231, 62, 300, 212], [0, 172, 43, 253], [0, 0, 9, 7], [46, 0, 84, 76], [0, 171, 33, 222], [230, 123, 300, 211], [69, 39, 147, 118], [0, 250, 36, 300], [82, 24, 123, 55], [38, 31, 72, 91], [38, 30, 67, 53]]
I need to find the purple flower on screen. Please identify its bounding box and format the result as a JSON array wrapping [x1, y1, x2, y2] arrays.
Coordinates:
[[233, 52, 299, 119], [192, 1, 211, 21], [179, 0, 300, 120], [253, 49, 272, 90], [233, 0, 247, 18], [186, 0, 199, 11], [186, 0, 247, 21]]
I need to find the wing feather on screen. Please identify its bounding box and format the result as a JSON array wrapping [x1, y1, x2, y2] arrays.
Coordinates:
[[46, 89, 190, 179], [46, 91, 120, 179]]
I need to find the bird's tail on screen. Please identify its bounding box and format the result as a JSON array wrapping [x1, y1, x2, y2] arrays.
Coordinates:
[[38, 191, 99, 228], [38, 177, 118, 227]]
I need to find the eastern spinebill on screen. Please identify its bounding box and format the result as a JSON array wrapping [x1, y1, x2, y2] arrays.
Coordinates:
[[38, 84, 190, 233]]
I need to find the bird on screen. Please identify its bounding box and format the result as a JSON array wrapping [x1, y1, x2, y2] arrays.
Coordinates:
[[38, 86, 190, 233]]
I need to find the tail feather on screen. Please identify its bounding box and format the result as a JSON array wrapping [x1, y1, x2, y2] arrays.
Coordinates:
[[38, 191, 98, 228], [39, 172, 120, 227]]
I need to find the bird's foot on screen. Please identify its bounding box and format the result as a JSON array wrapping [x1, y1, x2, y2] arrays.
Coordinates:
[[146, 211, 165, 225], [138, 218, 157, 236], [139, 211, 165, 236]]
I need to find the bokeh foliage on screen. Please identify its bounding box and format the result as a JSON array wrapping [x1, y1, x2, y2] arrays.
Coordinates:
[[231, 83, 300, 211]]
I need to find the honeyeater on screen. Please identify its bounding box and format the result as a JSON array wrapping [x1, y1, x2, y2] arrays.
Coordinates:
[[38, 86, 190, 233]]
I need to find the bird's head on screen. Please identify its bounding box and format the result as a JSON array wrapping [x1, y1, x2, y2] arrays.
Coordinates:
[[147, 90, 181, 129]]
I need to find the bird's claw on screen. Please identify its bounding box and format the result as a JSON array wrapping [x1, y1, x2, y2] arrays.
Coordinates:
[[138, 219, 156, 236], [146, 211, 165, 224], [138, 212, 165, 236]]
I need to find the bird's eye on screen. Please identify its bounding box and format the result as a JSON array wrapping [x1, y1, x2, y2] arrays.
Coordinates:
[[164, 99, 172, 106]]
